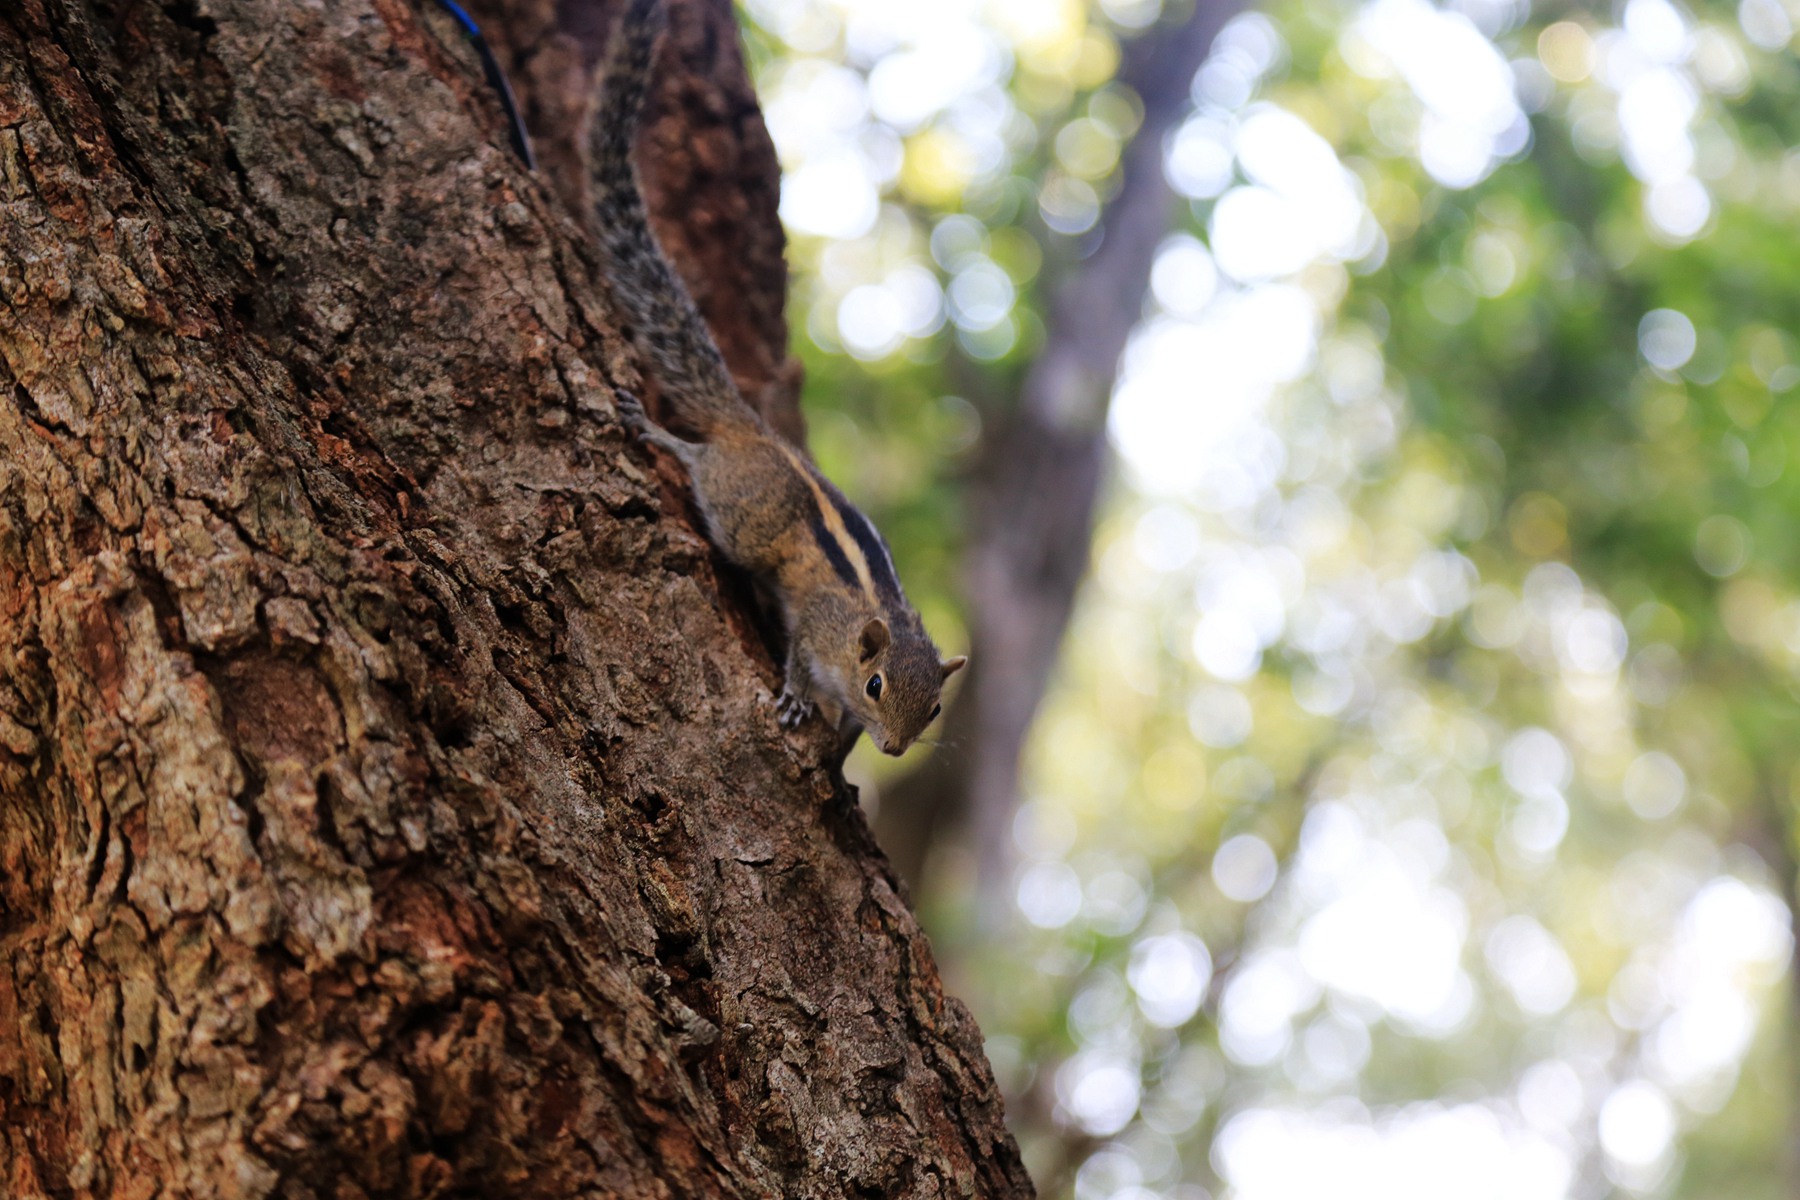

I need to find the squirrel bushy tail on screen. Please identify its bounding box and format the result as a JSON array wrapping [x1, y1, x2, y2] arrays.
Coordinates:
[[592, 0, 755, 434]]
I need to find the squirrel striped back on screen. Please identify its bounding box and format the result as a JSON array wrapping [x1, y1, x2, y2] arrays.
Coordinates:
[[594, 0, 967, 752], [591, 0, 757, 435]]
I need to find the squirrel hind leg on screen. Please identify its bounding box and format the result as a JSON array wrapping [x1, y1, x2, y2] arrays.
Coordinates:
[[614, 387, 659, 435], [616, 387, 700, 463]]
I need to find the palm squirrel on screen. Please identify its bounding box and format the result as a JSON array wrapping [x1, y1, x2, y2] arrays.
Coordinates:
[[591, 0, 965, 756]]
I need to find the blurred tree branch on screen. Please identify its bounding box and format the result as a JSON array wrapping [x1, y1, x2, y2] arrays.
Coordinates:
[[879, 0, 1245, 895]]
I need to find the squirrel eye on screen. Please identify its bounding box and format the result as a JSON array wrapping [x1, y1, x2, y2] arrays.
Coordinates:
[[865, 673, 883, 700], [929, 703, 941, 721]]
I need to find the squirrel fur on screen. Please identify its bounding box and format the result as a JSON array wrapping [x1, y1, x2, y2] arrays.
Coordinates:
[[591, 0, 965, 756]]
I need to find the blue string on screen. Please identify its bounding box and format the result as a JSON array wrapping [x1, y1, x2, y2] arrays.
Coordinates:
[[431, 0, 537, 171], [435, 0, 483, 38]]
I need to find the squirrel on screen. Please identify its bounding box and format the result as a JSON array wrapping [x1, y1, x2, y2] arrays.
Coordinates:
[[589, 0, 965, 756]]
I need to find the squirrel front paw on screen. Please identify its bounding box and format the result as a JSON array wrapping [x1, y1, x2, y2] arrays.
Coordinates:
[[776, 690, 815, 729]]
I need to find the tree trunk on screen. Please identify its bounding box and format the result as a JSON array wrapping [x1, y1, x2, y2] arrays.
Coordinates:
[[0, 1, 1031, 1195], [877, 0, 1243, 894]]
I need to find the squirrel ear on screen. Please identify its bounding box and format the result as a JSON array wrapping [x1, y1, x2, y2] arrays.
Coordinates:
[[858, 618, 890, 662], [940, 655, 968, 679]]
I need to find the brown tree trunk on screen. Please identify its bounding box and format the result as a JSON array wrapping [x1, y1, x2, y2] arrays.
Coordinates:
[[0, 1, 1030, 1196], [877, 0, 1243, 894]]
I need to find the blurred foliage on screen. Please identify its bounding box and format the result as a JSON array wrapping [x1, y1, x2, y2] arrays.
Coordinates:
[[741, 0, 1800, 1196]]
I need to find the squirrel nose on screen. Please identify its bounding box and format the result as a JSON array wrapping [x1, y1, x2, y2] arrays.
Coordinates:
[[881, 741, 905, 757]]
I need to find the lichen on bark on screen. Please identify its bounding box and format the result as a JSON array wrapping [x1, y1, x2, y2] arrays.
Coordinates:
[[0, 0, 1032, 1194]]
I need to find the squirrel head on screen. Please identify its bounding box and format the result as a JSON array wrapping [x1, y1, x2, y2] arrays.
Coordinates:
[[842, 617, 965, 756]]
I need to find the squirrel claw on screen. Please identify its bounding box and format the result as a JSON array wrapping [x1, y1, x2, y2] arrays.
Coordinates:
[[776, 691, 814, 729], [615, 387, 649, 431]]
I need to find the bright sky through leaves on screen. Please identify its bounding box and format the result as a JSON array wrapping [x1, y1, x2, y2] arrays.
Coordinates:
[[742, 0, 1800, 1195]]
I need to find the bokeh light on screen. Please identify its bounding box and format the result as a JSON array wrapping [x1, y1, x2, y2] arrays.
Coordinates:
[[742, 0, 1800, 1195]]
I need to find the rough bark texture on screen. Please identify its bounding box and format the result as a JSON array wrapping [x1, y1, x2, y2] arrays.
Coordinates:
[[0, 0, 1030, 1195], [877, 0, 1243, 894]]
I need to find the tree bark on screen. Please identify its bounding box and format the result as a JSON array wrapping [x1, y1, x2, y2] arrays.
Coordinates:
[[877, 0, 1243, 893], [0, 0, 1030, 1195]]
